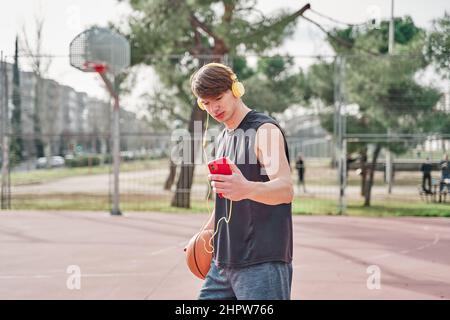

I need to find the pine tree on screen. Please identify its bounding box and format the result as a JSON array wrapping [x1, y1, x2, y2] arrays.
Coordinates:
[[121, 0, 310, 207], [10, 36, 23, 164]]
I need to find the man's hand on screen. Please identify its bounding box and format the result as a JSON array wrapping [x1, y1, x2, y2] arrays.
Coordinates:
[[208, 123, 293, 205], [208, 159, 251, 201]]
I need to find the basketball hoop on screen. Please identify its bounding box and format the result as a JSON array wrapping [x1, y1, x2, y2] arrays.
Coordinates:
[[69, 27, 130, 76], [82, 61, 108, 74], [69, 27, 130, 216]]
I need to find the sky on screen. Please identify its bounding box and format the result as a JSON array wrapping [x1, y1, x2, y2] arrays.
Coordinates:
[[1, 0, 449, 109]]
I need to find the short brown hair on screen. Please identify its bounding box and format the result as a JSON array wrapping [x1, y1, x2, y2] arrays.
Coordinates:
[[190, 64, 234, 98]]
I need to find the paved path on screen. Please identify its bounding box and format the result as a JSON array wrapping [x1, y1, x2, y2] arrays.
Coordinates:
[[13, 169, 422, 200]]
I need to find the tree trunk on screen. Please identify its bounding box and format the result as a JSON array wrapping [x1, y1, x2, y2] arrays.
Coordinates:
[[11, 36, 23, 164], [170, 53, 224, 208], [364, 144, 381, 207], [164, 158, 177, 191], [360, 148, 367, 196], [171, 106, 206, 208]]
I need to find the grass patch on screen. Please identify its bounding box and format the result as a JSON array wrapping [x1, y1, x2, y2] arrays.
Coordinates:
[[11, 194, 212, 214], [12, 194, 110, 211], [292, 197, 338, 215], [292, 196, 450, 217], [345, 200, 450, 217], [10, 193, 450, 217]]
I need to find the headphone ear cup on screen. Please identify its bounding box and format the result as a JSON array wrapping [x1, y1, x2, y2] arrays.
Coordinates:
[[232, 81, 245, 98], [197, 98, 206, 110]]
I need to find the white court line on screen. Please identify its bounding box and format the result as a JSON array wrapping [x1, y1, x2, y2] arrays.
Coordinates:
[[362, 233, 440, 262], [0, 241, 188, 280], [148, 241, 187, 256], [0, 272, 161, 280], [0, 275, 54, 280]]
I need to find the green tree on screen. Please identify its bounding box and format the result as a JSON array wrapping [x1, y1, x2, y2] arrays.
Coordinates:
[[119, 0, 310, 207], [427, 12, 450, 79], [308, 16, 441, 206], [243, 54, 308, 116]]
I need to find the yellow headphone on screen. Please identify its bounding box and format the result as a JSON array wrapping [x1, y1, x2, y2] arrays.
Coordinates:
[[195, 63, 245, 111]]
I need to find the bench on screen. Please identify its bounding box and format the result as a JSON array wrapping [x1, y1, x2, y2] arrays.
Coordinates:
[[419, 178, 450, 203], [438, 178, 450, 203]]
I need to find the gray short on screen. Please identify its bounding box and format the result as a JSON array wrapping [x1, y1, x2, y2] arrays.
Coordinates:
[[198, 260, 293, 300]]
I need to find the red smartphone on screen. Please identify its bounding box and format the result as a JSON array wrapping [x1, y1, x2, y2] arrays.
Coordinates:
[[207, 157, 232, 198]]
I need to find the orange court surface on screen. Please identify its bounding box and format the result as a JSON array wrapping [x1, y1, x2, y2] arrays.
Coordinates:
[[0, 210, 449, 300]]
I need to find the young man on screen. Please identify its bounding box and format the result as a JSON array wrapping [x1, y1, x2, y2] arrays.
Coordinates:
[[190, 63, 294, 300]]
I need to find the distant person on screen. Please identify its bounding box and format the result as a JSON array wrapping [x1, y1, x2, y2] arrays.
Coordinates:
[[439, 154, 450, 193], [346, 154, 357, 178], [420, 157, 432, 194], [295, 153, 306, 193]]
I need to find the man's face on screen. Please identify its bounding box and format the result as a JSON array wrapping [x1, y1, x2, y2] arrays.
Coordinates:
[[198, 90, 236, 123]]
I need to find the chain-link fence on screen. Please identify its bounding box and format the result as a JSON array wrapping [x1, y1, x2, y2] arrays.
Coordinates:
[[1, 53, 449, 215], [336, 54, 450, 214]]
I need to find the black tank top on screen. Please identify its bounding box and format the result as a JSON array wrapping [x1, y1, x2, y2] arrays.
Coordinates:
[[213, 110, 293, 268]]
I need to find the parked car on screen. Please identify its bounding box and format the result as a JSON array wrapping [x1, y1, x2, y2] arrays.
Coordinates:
[[36, 156, 65, 169]]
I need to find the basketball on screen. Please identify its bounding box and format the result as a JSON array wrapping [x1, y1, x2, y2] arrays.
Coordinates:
[[184, 229, 214, 280]]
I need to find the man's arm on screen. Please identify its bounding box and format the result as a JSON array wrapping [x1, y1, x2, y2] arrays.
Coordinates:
[[209, 123, 294, 205], [247, 123, 294, 205]]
